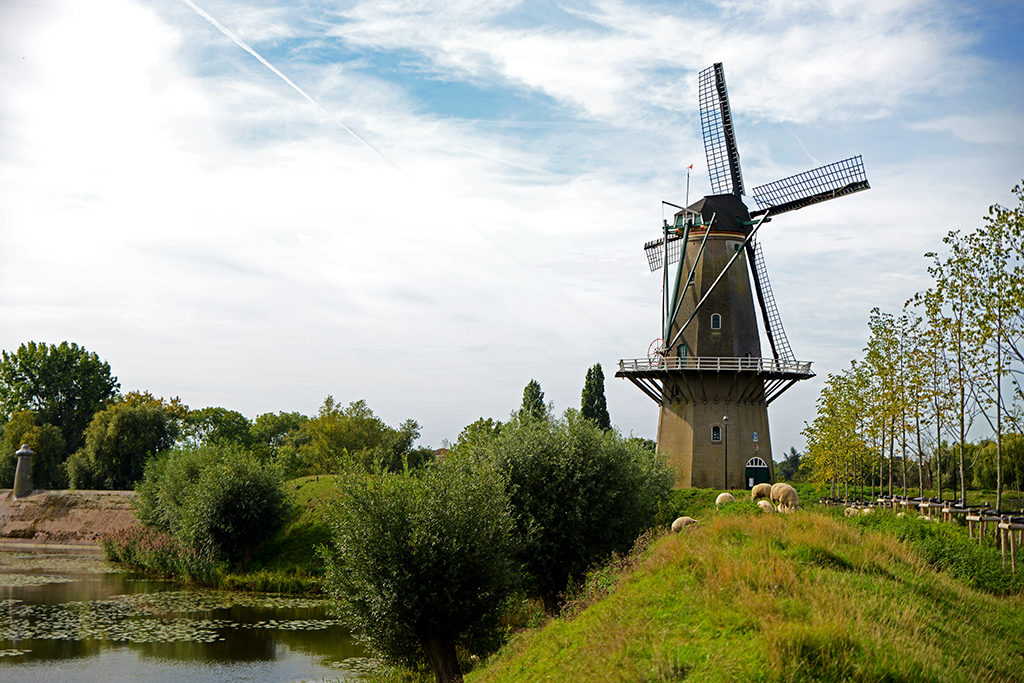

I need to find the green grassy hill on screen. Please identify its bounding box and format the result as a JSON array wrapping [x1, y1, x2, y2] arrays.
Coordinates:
[[469, 509, 1024, 682]]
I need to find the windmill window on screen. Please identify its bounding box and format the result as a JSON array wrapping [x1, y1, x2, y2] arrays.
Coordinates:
[[711, 426, 722, 442], [711, 313, 722, 330], [678, 343, 689, 358]]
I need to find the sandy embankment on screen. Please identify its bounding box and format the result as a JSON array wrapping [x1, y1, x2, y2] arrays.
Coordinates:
[[0, 489, 140, 549]]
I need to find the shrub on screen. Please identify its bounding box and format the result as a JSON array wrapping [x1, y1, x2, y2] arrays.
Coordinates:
[[320, 451, 518, 683], [461, 409, 673, 613], [136, 444, 288, 566], [101, 525, 221, 583]]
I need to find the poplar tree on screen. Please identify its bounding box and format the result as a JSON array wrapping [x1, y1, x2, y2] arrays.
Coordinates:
[[519, 380, 547, 421], [581, 363, 611, 431]]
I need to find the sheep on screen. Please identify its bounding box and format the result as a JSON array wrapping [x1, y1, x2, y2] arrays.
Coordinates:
[[844, 506, 859, 518], [757, 500, 775, 513], [671, 516, 699, 532], [775, 484, 799, 513], [860, 507, 873, 515], [750, 483, 772, 501], [770, 482, 790, 505], [715, 492, 735, 507]]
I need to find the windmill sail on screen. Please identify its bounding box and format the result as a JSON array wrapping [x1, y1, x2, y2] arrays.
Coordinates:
[[746, 240, 796, 362], [699, 63, 744, 196], [644, 234, 683, 271], [750, 155, 869, 216]]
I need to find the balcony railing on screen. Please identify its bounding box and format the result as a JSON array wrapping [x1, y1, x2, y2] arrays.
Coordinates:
[[617, 356, 813, 375]]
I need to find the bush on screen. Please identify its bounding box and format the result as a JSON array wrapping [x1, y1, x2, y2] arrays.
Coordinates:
[[101, 525, 221, 584], [320, 452, 519, 683], [136, 444, 288, 566], [461, 409, 673, 613]]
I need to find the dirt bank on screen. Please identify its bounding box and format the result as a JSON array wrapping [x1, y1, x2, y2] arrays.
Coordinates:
[[0, 489, 139, 548]]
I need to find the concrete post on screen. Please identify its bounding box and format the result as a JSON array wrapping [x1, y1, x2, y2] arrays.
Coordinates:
[[14, 444, 33, 498]]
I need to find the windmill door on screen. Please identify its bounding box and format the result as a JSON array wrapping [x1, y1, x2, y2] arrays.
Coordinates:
[[745, 457, 770, 489]]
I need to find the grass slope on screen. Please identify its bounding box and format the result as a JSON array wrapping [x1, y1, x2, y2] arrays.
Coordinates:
[[220, 475, 341, 592], [470, 510, 1024, 682]]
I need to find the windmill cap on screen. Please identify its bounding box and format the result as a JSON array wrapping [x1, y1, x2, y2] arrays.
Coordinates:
[[16, 444, 34, 456]]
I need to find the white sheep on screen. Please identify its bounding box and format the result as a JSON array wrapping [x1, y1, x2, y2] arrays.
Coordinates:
[[775, 484, 799, 513], [671, 516, 699, 532], [715, 492, 735, 507], [750, 483, 772, 501], [770, 482, 789, 505], [757, 500, 775, 513], [844, 506, 858, 518], [860, 507, 873, 515]]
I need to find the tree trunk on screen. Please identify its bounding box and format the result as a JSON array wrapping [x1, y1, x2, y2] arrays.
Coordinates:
[[996, 316, 1003, 513], [418, 626, 463, 683], [917, 413, 923, 500], [959, 341, 967, 505], [936, 403, 943, 503]]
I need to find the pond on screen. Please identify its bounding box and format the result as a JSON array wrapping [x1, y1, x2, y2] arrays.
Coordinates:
[[0, 546, 373, 681]]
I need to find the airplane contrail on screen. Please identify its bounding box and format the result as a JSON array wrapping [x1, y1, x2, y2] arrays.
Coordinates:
[[179, 0, 388, 162]]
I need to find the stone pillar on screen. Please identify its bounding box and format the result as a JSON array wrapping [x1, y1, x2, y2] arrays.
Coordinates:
[[14, 444, 33, 498]]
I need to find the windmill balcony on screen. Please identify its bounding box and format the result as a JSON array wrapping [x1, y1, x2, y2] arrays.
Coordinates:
[[617, 356, 813, 377]]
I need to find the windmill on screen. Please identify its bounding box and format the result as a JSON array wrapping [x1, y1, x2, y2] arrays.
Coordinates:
[[616, 63, 869, 489]]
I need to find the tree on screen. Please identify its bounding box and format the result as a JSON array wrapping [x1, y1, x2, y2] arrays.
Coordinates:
[[776, 447, 802, 482], [462, 410, 673, 613], [179, 407, 254, 449], [518, 379, 546, 421], [454, 418, 502, 449], [581, 363, 611, 431], [321, 452, 518, 683], [67, 402, 175, 490], [297, 397, 423, 474], [0, 410, 66, 489], [0, 341, 119, 452]]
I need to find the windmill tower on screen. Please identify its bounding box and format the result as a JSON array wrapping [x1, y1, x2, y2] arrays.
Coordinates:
[[616, 63, 870, 489]]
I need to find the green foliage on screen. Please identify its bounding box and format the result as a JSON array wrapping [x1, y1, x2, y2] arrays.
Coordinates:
[[0, 410, 67, 489], [518, 379, 546, 421], [136, 444, 288, 565], [68, 402, 175, 490], [293, 397, 425, 476], [776, 446, 802, 482], [462, 410, 673, 612], [180, 406, 254, 449], [320, 453, 518, 680], [455, 418, 502, 449], [250, 410, 309, 460], [580, 363, 611, 431], [0, 341, 119, 452]]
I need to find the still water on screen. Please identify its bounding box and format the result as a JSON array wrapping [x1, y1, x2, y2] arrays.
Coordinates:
[[0, 547, 372, 681]]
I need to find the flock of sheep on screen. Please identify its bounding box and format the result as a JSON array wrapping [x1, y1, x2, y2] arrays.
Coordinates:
[[670, 482, 800, 532]]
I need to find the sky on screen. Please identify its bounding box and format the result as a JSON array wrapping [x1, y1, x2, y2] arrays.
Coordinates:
[[1, 0, 1022, 455]]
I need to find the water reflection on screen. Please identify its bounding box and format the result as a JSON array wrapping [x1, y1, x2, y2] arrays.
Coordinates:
[[0, 547, 370, 681]]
